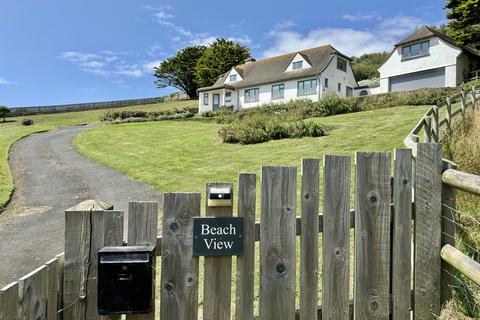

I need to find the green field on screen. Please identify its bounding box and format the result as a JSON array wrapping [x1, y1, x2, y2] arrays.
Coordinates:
[[75, 105, 430, 211], [0, 100, 197, 209]]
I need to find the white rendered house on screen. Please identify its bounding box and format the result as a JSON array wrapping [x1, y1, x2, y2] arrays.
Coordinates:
[[378, 26, 480, 93], [197, 45, 358, 112]]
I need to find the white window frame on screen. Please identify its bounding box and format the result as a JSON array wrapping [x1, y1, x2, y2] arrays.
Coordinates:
[[297, 79, 317, 96], [229, 74, 237, 82], [271, 84, 285, 100], [225, 92, 232, 104], [203, 93, 209, 105], [292, 61, 303, 70], [245, 88, 260, 103]]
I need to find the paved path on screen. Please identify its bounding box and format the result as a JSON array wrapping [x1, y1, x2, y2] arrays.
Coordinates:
[[0, 125, 163, 287]]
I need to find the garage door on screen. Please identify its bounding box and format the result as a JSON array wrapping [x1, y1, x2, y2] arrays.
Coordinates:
[[390, 68, 445, 92]]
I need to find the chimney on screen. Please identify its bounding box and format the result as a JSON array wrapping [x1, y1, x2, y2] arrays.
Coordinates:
[[245, 57, 256, 64]]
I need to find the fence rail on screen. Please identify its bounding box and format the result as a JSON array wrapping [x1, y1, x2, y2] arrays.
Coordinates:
[[7, 92, 189, 117]]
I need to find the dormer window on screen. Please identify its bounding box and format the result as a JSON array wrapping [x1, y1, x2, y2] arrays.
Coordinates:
[[401, 40, 430, 59], [292, 61, 303, 70], [229, 74, 237, 82]]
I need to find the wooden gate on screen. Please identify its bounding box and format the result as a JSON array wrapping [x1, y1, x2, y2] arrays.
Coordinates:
[[1, 144, 452, 320]]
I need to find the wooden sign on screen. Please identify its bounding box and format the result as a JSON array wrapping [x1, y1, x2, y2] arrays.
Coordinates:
[[193, 217, 244, 256]]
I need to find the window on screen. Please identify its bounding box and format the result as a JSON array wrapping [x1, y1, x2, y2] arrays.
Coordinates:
[[346, 86, 353, 97], [203, 93, 208, 105], [324, 78, 329, 88], [337, 58, 347, 72], [298, 79, 317, 96], [272, 84, 285, 99], [292, 61, 303, 70], [338, 83, 342, 92], [213, 94, 220, 109], [401, 40, 430, 59], [225, 92, 232, 104], [245, 88, 259, 103], [229, 74, 237, 82], [360, 90, 368, 96]]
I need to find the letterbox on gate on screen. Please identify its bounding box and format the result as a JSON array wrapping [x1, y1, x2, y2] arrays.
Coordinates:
[[97, 245, 155, 314], [207, 187, 232, 207]]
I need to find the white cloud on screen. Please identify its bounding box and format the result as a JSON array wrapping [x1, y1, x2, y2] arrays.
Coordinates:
[[262, 15, 426, 58], [0, 77, 12, 85], [342, 14, 379, 21]]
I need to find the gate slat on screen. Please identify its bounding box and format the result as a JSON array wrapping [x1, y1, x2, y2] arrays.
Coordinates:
[[19, 265, 48, 320], [236, 174, 256, 320], [392, 149, 413, 320], [259, 166, 297, 320], [300, 159, 320, 320], [127, 202, 158, 320], [414, 143, 442, 319], [354, 152, 391, 320], [161, 193, 201, 320], [203, 183, 234, 320], [0, 282, 19, 320], [322, 155, 351, 320], [45, 257, 61, 320]]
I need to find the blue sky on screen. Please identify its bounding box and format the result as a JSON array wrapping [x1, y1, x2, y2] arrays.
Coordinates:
[[0, 0, 447, 106]]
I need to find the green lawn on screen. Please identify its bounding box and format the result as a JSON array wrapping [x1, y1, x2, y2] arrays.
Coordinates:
[[75, 105, 430, 211], [0, 99, 197, 209]]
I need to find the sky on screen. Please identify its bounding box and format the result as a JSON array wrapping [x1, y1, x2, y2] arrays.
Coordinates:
[[0, 0, 448, 107]]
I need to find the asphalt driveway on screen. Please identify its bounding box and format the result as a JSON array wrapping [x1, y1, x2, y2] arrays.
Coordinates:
[[0, 125, 163, 287]]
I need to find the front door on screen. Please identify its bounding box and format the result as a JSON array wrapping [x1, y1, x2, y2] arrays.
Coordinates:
[[212, 94, 220, 111]]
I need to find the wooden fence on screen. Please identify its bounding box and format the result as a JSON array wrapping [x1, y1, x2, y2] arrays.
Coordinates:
[[7, 92, 189, 117], [1, 144, 458, 320]]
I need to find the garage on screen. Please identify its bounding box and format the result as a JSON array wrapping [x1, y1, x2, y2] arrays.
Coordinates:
[[389, 67, 446, 92]]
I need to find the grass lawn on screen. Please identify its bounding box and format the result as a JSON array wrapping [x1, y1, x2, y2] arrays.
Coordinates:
[[0, 99, 197, 209], [75, 105, 430, 211]]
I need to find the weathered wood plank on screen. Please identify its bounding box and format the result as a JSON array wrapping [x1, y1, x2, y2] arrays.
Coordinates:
[[392, 149, 413, 320], [64, 205, 92, 320], [441, 161, 457, 305], [19, 265, 48, 320], [55, 254, 64, 320], [260, 166, 297, 320], [414, 143, 442, 319], [160, 193, 201, 320], [236, 174, 256, 320], [431, 106, 439, 142], [0, 282, 19, 320], [354, 152, 391, 320], [300, 159, 320, 320], [127, 202, 158, 320], [445, 98, 452, 132], [442, 169, 480, 196], [203, 183, 234, 320], [322, 155, 351, 320], [423, 116, 432, 143], [45, 257, 61, 320]]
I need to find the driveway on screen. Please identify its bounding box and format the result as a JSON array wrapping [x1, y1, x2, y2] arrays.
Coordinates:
[[0, 125, 163, 288]]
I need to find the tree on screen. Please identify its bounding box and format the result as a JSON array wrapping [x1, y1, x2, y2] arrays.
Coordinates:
[[195, 38, 251, 87], [445, 0, 480, 50], [0, 106, 9, 122], [154, 45, 206, 99], [351, 52, 390, 81]]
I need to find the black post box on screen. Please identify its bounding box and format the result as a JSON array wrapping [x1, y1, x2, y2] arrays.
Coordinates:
[[98, 245, 155, 314]]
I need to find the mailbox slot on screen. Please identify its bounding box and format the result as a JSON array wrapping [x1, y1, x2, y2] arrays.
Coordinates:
[[208, 187, 232, 207], [98, 245, 155, 314]]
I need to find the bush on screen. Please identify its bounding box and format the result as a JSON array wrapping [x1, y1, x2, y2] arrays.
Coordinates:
[[100, 106, 198, 123], [0, 106, 10, 122], [22, 119, 34, 126]]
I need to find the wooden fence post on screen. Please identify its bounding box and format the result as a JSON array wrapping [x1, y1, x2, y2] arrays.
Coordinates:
[[445, 98, 452, 133], [473, 86, 477, 109], [236, 174, 256, 320], [300, 159, 320, 320], [203, 183, 233, 320], [259, 166, 297, 320], [0, 282, 19, 320], [127, 202, 158, 320], [45, 257, 62, 320], [424, 116, 432, 143], [160, 193, 201, 320], [392, 149, 413, 320], [441, 160, 457, 305], [432, 106, 439, 142], [18, 265, 48, 320], [414, 143, 443, 319], [354, 152, 391, 320], [322, 155, 351, 320]]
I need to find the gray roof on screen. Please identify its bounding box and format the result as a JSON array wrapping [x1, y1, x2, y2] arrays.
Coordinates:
[[198, 45, 352, 92], [394, 26, 480, 58]]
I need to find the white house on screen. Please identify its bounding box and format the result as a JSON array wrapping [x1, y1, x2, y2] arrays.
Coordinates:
[[197, 45, 358, 112], [378, 26, 480, 93]]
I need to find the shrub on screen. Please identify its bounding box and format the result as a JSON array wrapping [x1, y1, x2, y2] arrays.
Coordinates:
[[0, 106, 10, 122], [100, 106, 198, 123], [21, 119, 34, 126]]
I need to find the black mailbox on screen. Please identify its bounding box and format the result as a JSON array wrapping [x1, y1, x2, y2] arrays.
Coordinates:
[[98, 245, 155, 314], [208, 187, 232, 207]]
